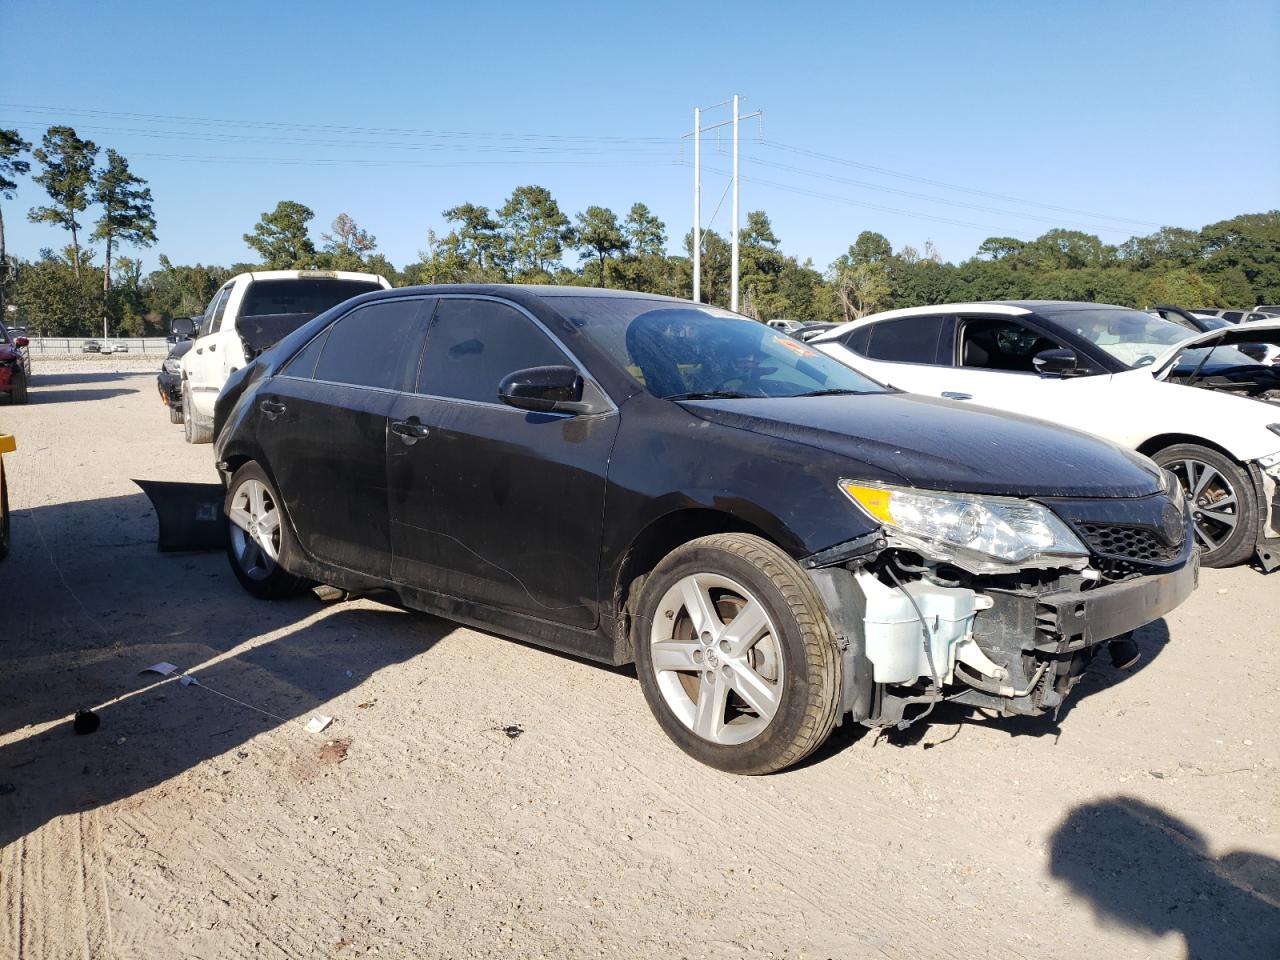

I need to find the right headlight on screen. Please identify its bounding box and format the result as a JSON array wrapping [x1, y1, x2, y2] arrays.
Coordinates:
[[162, 358, 181, 375], [840, 481, 1089, 573]]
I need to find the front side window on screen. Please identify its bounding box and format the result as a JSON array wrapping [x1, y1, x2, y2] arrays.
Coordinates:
[[312, 299, 426, 390], [418, 298, 568, 403], [959, 318, 1065, 373], [1037, 306, 1190, 368], [548, 295, 886, 399], [859, 315, 949, 364], [200, 287, 230, 338]]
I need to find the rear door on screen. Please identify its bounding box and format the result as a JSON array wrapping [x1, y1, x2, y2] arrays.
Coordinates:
[[256, 296, 430, 577], [386, 296, 619, 628]]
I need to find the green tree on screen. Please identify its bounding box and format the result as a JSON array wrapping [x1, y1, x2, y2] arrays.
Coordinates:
[[9, 247, 102, 335], [320, 212, 378, 270], [0, 129, 32, 295], [143, 255, 230, 322], [498, 185, 573, 280], [623, 202, 666, 258], [92, 149, 157, 337], [573, 205, 627, 285], [441, 202, 503, 275], [244, 200, 317, 268], [27, 126, 99, 277], [849, 230, 892, 265], [1200, 211, 1280, 305]]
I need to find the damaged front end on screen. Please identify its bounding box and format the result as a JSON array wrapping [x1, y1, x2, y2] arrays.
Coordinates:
[[804, 479, 1199, 728]]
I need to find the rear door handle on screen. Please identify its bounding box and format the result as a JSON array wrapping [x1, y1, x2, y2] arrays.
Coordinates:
[[390, 418, 431, 443], [942, 391, 973, 400], [260, 399, 286, 419]]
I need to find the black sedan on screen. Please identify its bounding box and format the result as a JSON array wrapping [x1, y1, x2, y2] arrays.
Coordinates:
[[213, 286, 1197, 773]]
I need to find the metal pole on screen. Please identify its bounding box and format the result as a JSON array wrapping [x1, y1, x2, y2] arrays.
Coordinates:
[[692, 106, 701, 303], [731, 94, 740, 313]]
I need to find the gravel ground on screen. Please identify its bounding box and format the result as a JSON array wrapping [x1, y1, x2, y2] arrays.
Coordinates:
[[1, 365, 1277, 960]]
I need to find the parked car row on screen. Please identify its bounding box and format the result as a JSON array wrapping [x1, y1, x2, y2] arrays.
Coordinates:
[[174, 284, 1213, 775], [80, 339, 131, 353]]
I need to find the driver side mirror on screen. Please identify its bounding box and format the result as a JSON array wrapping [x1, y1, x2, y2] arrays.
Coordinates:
[[14, 336, 28, 348], [498, 365, 592, 414], [1033, 347, 1084, 378]]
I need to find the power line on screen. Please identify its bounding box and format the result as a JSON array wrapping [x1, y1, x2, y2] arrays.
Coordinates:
[[759, 139, 1164, 229]]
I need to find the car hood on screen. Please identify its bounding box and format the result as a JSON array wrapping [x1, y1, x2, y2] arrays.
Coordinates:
[[682, 392, 1164, 498]]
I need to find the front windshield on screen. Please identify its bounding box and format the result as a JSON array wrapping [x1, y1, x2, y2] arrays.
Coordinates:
[[549, 296, 886, 399], [1172, 344, 1267, 374], [1041, 307, 1192, 368]]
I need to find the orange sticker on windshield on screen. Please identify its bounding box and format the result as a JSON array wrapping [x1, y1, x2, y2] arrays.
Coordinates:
[[774, 335, 818, 356]]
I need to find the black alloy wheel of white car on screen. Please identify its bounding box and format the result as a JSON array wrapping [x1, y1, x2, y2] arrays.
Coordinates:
[[1153, 443, 1258, 568]]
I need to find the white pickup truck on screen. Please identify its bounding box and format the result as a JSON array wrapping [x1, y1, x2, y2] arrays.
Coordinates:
[[181, 269, 390, 442]]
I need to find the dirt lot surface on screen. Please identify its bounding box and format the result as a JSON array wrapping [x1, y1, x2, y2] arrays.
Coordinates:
[[1, 365, 1277, 959]]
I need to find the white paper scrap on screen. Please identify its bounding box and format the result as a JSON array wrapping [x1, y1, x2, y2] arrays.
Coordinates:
[[305, 715, 333, 734], [142, 662, 179, 677]]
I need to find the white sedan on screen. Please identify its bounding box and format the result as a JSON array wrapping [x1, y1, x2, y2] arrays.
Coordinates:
[[811, 301, 1280, 570]]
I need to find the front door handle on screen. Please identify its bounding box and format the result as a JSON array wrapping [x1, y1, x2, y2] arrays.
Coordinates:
[[260, 399, 286, 419], [390, 418, 431, 444], [942, 391, 973, 400]]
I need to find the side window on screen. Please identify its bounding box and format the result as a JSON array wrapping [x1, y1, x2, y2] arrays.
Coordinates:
[[282, 329, 330, 379], [0, 322, 9, 344], [860, 315, 949, 364], [200, 287, 230, 338], [1223, 311, 1243, 323], [843, 326, 872, 355], [210, 285, 234, 333], [959, 318, 1062, 373], [312, 299, 427, 390], [418, 298, 569, 403]]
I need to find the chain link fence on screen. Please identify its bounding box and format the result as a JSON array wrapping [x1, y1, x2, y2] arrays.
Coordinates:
[[24, 337, 173, 355]]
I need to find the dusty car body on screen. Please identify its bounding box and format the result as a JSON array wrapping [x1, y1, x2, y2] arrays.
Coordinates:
[[212, 286, 1197, 773]]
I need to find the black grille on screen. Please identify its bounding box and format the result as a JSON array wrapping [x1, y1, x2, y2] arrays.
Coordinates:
[[1078, 523, 1180, 564]]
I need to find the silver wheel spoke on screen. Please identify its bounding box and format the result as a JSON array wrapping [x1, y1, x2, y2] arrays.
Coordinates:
[[721, 598, 770, 657], [1192, 465, 1220, 500], [228, 507, 253, 533], [692, 673, 728, 739], [1194, 524, 1220, 550], [679, 575, 722, 638], [651, 640, 702, 672], [726, 662, 780, 721], [242, 538, 263, 571], [249, 481, 266, 519]]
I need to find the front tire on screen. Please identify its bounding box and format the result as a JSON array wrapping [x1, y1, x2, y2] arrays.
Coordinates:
[[1153, 443, 1258, 568], [634, 533, 842, 775], [224, 462, 309, 599]]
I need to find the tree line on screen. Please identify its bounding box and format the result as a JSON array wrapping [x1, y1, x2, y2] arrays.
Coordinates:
[[2, 124, 1276, 338]]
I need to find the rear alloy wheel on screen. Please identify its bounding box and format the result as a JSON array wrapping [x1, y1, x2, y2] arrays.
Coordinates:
[[225, 462, 309, 599], [1153, 443, 1258, 568], [634, 533, 842, 774]]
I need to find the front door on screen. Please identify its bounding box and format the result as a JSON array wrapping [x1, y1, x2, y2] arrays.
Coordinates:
[[257, 296, 429, 578], [386, 296, 619, 629]]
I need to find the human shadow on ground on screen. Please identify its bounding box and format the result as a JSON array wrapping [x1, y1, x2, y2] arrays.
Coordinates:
[[1049, 796, 1280, 960]]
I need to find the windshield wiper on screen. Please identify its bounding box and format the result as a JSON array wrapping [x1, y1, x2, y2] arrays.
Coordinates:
[[664, 391, 754, 401], [795, 388, 866, 397]]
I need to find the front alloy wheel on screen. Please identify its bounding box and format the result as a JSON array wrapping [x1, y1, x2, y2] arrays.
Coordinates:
[[634, 533, 842, 774], [1154, 443, 1258, 568]]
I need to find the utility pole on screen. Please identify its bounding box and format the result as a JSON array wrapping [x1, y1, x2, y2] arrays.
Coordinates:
[[692, 106, 701, 303], [684, 97, 761, 309]]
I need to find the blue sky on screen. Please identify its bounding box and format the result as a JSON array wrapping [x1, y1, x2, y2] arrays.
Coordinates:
[[3, 0, 1278, 275]]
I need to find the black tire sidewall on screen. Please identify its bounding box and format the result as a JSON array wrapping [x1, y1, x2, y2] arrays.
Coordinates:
[[224, 461, 308, 599], [634, 539, 834, 775], [10, 371, 27, 404], [1153, 443, 1257, 568]]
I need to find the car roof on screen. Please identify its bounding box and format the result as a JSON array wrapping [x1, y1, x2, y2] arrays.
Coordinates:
[[355, 283, 694, 305], [808, 300, 1153, 342]]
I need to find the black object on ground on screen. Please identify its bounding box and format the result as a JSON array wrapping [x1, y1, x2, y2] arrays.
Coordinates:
[[134, 479, 227, 552], [73, 709, 101, 735]]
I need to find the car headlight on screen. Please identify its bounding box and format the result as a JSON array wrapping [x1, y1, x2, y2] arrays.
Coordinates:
[[840, 481, 1089, 572], [163, 358, 181, 375]]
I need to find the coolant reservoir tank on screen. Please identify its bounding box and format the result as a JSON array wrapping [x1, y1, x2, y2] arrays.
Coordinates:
[[853, 571, 978, 684]]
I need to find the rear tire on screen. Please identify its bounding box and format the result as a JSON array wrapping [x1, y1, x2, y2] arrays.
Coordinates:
[[1152, 443, 1257, 568], [168, 400, 183, 424], [8, 370, 28, 405], [633, 533, 842, 775], [224, 461, 310, 599], [182, 382, 213, 444]]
